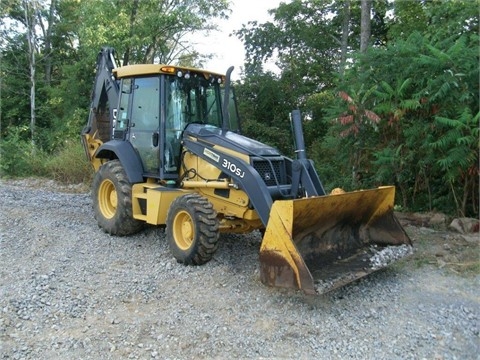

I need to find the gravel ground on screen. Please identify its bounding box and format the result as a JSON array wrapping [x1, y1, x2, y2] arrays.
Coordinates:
[[1, 179, 479, 360]]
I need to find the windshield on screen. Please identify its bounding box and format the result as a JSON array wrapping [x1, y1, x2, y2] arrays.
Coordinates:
[[165, 75, 222, 132], [163, 73, 240, 175]]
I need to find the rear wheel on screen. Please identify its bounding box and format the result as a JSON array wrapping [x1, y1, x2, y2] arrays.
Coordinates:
[[166, 194, 219, 265], [92, 160, 143, 235]]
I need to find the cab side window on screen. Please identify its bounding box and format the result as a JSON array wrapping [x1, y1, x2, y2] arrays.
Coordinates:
[[131, 77, 159, 130], [115, 78, 132, 133]]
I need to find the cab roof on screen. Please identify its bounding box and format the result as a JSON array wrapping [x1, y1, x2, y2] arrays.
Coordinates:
[[113, 64, 225, 80]]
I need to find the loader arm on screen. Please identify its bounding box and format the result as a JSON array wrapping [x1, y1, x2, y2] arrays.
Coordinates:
[[182, 131, 274, 227], [180, 110, 334, 227], [182, 121, 412, 295]]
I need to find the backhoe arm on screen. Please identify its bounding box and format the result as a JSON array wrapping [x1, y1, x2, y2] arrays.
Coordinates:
[[81, 47, 120, 162]]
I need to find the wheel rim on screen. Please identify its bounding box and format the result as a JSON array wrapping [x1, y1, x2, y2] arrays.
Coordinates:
[[98, 179, 117, 219], [173, 210, 194, 250]]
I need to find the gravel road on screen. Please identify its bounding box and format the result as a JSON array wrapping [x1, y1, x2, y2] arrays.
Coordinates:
[[1, 179, 479, 359]]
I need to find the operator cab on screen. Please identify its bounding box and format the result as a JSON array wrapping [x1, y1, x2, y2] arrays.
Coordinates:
[[112, 65, 240, 180]]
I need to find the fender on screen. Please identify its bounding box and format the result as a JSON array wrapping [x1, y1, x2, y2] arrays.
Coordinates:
[[95, 140, 144, 183]]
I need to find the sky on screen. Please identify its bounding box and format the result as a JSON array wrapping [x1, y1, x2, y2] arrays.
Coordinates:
[[189, 0, 284, 79]]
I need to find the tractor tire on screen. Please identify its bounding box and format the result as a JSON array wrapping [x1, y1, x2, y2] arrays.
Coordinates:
[[166, 193, 219, 265], [92, 160, 144, 236]]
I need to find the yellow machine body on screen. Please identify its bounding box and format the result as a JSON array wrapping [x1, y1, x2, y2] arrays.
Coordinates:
[[83, 47, 412, 295]]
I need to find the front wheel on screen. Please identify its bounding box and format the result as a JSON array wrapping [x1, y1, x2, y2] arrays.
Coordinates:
[[92, 160, 144, 235], [166, 194, 219, 265]]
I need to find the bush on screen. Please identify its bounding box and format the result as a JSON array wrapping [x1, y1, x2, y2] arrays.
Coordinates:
[[45, 140, 93, 185], [1, 126, 92, 185], [0, 126, 49, 178]]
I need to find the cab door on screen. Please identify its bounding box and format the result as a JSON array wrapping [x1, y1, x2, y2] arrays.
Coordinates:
[[128, 76, 161, 174]]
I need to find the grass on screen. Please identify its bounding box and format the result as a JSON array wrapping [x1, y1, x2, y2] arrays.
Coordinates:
[[1, 139, 93, 186], [45, 141, 94, 185]]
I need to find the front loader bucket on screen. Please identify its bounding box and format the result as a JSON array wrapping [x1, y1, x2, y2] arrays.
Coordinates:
[[259, 186, 412, 295]]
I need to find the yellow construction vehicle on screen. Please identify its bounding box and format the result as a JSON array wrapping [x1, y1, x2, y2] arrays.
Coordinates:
[[81, 48, 412, 295]]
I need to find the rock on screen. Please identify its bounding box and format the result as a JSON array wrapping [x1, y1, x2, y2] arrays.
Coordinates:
[[369, 245, 413, 270], [448, 218, 480, 234], [428, 213, 447, 229], [460, 234, 479, 244], [395, 212, 447, 230]]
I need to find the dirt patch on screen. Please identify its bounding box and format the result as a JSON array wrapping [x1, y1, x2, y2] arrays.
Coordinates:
[[402, 223, 479, 276]]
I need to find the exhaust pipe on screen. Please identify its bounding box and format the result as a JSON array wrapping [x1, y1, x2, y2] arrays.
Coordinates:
[[291, 109, 307, 160], [222, 66, 235, 132]]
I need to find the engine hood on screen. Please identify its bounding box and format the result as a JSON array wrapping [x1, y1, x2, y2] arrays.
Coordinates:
[[183, 124, 281, 157]]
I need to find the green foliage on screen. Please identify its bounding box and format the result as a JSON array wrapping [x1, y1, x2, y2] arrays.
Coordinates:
[[242, 119, 292, 156], [234, 71, 296, 155], [45, 141, 93, 184], [433, 109, 479, 175], [387, 0, 428, 40], [75, 0, 229, 65], [310, 132, 357, 192], [0, 126, 49, 177], [1, 0, 478, 218], [0, 37, 31, 134], [236, 0, 354, 90], [424, 0, 479, 42], [0, 127, 93, 184], [314, 1, 479, 216], [303, 91, 335, 147], [1, 0, 233, 181]]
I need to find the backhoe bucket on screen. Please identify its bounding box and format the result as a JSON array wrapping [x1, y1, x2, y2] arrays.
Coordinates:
[[259, 186, 412, 295]]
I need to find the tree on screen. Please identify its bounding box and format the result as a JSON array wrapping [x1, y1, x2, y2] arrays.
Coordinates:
[[1, 0, 232, 149], [360, 0, 371, 53], [23, 0, 37, 147], [1, 0, 72, 149], [313, 0, 478, 216], [235, 71, 293, 155], [386, 0, 428, 41], [236, 0, 356, 92], [1, 0, 43, 146], [332, 85, 381, 187], [36, 0, 56, 85], [371, 78, 420, 208], [423, 34, 479, 216], [339, 0, 351, 76], [75, 0, 229, 66], [344, 35, 476, 215]]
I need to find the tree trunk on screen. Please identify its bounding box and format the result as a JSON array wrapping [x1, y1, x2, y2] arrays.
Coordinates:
[[41, 0, 56, 85], [360, 0, 371, 53], [24, 0, 36, 148], [123, 0, 139, 65], [340, 0, 350, 77]]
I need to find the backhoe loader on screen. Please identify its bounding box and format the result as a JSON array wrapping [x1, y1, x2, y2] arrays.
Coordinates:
[[81, 48, 412, 295]]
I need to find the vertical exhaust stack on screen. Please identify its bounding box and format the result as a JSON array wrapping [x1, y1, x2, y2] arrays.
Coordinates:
[[291, 109, 307, 160], [288, 110, 326, 198], [222, 66, 235, 132]]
